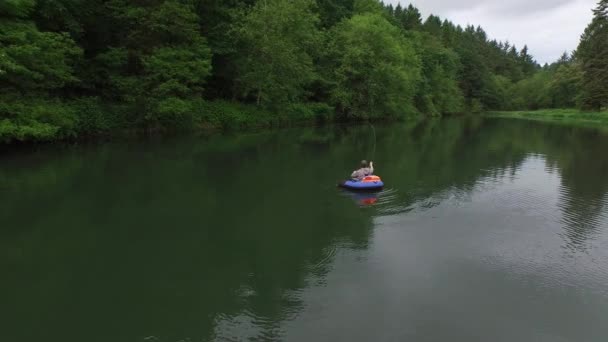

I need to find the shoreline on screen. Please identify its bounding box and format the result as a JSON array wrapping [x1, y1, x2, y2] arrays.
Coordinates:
[[487, 109, 608, 128], [0, 100, 423, 147], [6, 107, 608, 147]]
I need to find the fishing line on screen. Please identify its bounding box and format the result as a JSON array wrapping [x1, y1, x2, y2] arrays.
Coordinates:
[[368, 121, 376, 162]]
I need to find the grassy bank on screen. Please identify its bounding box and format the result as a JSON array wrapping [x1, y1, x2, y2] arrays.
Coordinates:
[[487, 109, 608, 127]]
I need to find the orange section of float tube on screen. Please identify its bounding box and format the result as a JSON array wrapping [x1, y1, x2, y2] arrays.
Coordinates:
[[362, 176, 381, 183]]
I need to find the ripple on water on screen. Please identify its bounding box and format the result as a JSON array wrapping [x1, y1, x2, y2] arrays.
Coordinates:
[[214, 310, 279, 342], [372, 188, 418, 215], [307, 244, 338, 276], [557, 183, 608, 253]]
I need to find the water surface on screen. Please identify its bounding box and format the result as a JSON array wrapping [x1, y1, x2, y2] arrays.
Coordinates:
[[2, 118, 608, 342]]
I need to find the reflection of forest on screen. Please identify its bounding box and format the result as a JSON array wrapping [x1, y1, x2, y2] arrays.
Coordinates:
[[1, 117, 607, 341], [458, 119, 608, 251], [538, 124, 608, 251], [364, 118, 608, 251], [0, 135, 376, 342]]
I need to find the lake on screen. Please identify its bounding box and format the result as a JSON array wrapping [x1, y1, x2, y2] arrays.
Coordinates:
[[2, 117, 608, 342]]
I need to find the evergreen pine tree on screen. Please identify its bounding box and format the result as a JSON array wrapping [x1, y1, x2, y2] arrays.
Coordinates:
[[577, 0, 608, 110], [401, 4, 421, 30]]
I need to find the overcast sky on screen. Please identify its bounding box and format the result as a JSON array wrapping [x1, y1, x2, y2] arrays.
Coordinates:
[[385, 0, 597, 64]]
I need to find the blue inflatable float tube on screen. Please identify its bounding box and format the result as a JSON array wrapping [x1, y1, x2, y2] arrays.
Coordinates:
[[339, 179, 384, 191]]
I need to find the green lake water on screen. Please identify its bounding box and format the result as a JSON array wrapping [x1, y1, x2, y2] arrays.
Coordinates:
[[2, 117, 608, 342]]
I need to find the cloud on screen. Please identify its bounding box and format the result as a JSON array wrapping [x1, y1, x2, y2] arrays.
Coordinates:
[[486, 0, 572, 16], [385, 0, 597, 64], [389, 0, 485, 13]]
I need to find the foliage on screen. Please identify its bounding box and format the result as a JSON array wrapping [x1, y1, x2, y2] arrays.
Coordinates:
[[0, 0, 82, 142], [508, 71, 552, 110], [409, 31, 463, 115], [234, 0, 320, 107], [549, 63, 583, 108], [316, 0, 354, 27], [0, 96, 76, 142], [198, 100, 332, 129], [0, 0, 604, 143], [0, 0, 35, 18], [0, 21, 81, 92], [576, 0, 608, 110], [327, 13, 420, 119], [142, 43, 212, 98], [353, 0, 384, 15]]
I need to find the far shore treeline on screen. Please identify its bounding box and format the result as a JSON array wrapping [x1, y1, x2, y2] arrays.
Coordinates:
[[1, 0, 607, 143]]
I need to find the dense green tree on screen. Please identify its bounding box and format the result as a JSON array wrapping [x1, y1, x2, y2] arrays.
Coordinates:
[[353, 0, 384, 15], [422, 15, 442, 36], [234, 0, 320, 106], [410, 32, 464, 115], [316, 0, 354, 27], [440, 20, 458, 47], [519, 45, 538, 76], [0, 0, 82, 141], [196, 0, 254, 99], [327, 13, 420, 118], [0, 1, 81, 93], [32, 0, 86, 40], [0, 0, 596, 143], [509, 71, 552, 110], [492, 75, 513, 109], [549, 63, 583, 108], [66, 0, 213, 128], [577, 0, 608, 110], [540, 51, 572, 71], [454, 30, 497, 111], [388, 2, 421, 31], [197, 0, 254, 51], [0, 0, 35, 17], [401, 4, 422, 30]]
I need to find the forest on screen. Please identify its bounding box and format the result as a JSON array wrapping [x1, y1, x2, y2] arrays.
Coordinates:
[[1, 0, 607, 142]]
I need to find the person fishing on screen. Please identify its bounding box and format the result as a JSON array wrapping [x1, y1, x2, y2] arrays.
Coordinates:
[[351, 160, 374, 181], [338, 159, 383, 190]]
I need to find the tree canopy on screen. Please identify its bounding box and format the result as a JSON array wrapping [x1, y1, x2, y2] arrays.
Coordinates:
[[0, 0, 604, 142], [327, 13, 420, 119], [577, 0, 608, 110]]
